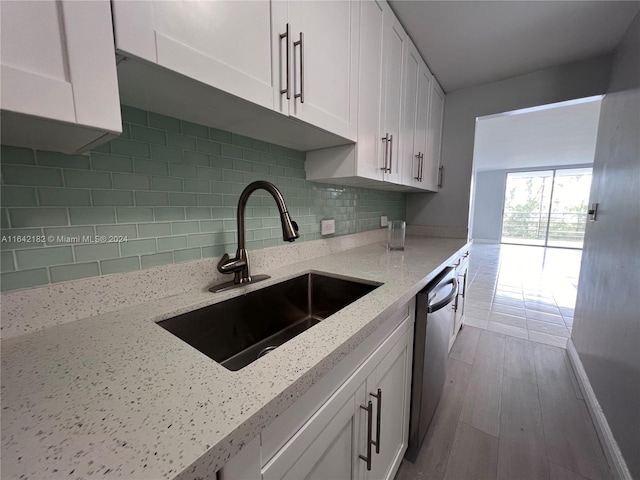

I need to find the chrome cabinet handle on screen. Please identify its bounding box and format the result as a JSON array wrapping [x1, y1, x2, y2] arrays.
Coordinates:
[[388, 135, 393, 173], [371, 389, 382, 454], [462, 270, 468, 297], [279, 24, 290, 99], [294, 32, 304, 103], [415, 152, 424, 181], [359, 400, 373, 470], [438, 165, 444, 187], [381, 134, 389, 172]]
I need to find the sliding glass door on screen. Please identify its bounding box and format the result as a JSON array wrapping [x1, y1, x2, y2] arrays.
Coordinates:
[[501, 168, 592, 248]]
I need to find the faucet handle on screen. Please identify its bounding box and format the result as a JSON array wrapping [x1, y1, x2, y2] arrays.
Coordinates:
[[217, 253, 246, 274]]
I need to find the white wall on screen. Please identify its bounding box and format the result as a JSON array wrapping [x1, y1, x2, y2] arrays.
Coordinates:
[[406, 54, 613, 228], [572, 12, 640, 479], [469, 170, 505, 242]]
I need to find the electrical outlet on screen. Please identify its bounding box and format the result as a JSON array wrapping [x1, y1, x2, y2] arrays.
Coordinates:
[[321, 219, 336, 235], [380, 215, 388, 228]]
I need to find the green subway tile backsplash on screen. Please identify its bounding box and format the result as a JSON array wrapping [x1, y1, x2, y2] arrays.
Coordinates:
[[2, 165, 64, 186], [37, 151, 90, 170], [74, 243, 120, 263], [1, 268, 49, 291], [15, 246, 73, 269], [2, 186, 38, 207], [116, 207, 154, 223], [64, 170, 113, 189], [120, 238, 157, 256], [69, 207, 116, 225], [1, 146, 36, 165], [141, 251, 173, 269], [40, 187, 92, 206], [91, 153, 134, 173], [9, 208, 68, 227], [1, 251, 15, 272], [172, 221, 200, 235], [0, 106, 405, 292], [100, 256, 141, 275], [50, 262, 100, 283], [138, 222, 171, 238]]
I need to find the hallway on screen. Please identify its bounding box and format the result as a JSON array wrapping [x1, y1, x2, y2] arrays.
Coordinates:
[[395, 244, 611, 480], [463, 243, 581, 348]]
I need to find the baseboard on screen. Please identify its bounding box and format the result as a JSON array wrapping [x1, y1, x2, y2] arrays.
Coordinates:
[[566, 339, 632, 480]]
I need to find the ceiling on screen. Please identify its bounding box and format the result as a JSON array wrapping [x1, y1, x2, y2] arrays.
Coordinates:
[[388, 1, 640, 92], [473, 96, 603, 171]]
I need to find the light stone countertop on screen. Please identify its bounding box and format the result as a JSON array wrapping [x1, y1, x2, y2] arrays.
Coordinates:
[[1, 236, 469, 480]]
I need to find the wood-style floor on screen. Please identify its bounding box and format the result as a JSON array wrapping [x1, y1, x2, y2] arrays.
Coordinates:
[[395, 245, 611, 480]]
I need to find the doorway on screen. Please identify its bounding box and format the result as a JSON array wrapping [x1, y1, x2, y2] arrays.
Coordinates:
[[500, 167, 592, 248]]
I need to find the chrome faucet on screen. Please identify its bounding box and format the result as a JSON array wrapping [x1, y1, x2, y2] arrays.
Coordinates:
[[210, 181, 299, 292]]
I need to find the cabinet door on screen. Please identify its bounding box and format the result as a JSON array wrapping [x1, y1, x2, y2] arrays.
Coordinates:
[[424, 79, 445, 191], [1, 0, 120, 152], [366, 329, 413, 480], [283, 1, 358, 141], [262, 383, 365, 480], [113, 0, 274, 109], [380, 7, 406, 184], [355, 0, 385, 181], [400, 41, 421, 189], [413, 64, 433, 190]]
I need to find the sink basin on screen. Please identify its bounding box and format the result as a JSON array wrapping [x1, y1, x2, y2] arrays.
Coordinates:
[[157, 273, 381, 371]]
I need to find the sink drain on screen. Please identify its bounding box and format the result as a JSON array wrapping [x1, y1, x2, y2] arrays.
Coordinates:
[[257, 346, 277, 359]]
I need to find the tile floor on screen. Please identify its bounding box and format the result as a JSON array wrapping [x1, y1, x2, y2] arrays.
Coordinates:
[[394, 243, 611, 480], [462, 243, 581, 348]]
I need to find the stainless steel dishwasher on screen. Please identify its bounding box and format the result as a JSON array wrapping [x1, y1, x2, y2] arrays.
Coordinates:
[[405, 266, 458, 462]]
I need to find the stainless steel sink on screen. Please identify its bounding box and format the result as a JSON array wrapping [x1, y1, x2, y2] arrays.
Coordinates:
[[157, 273, 381, 371]]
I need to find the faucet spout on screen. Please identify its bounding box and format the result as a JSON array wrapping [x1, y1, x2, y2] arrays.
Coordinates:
[[214, 181, 299, 289]]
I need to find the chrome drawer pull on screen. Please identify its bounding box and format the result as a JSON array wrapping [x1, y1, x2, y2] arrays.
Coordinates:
[[279, 24, 290, 99], [359, 400, 373, 470], [294, 32, 304, 103], [371, 389, 382, 454]]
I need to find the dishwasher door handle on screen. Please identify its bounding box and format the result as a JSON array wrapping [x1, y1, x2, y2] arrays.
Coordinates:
[[427, 277, 458, 313]]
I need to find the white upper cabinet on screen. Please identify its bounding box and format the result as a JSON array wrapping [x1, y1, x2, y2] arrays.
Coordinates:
[[271, 1, 359, 141], [401, 40, 437, 191], [112, 0, 356, 151], [0, 0, 121, 153], [112, 0, 274, 110], [400, 40, 423, 190], [425, 80, 445, 191], [306, 0, 406, 188], [348, 0, 385, 182], [380, 8, 406, 185]]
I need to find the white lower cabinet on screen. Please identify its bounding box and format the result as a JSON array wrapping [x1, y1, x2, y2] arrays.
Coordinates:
[[364, 327, 413, 480], [263, 382, 365, 480], [220, 303, 414, 480], [449, 249, 470, 351]]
